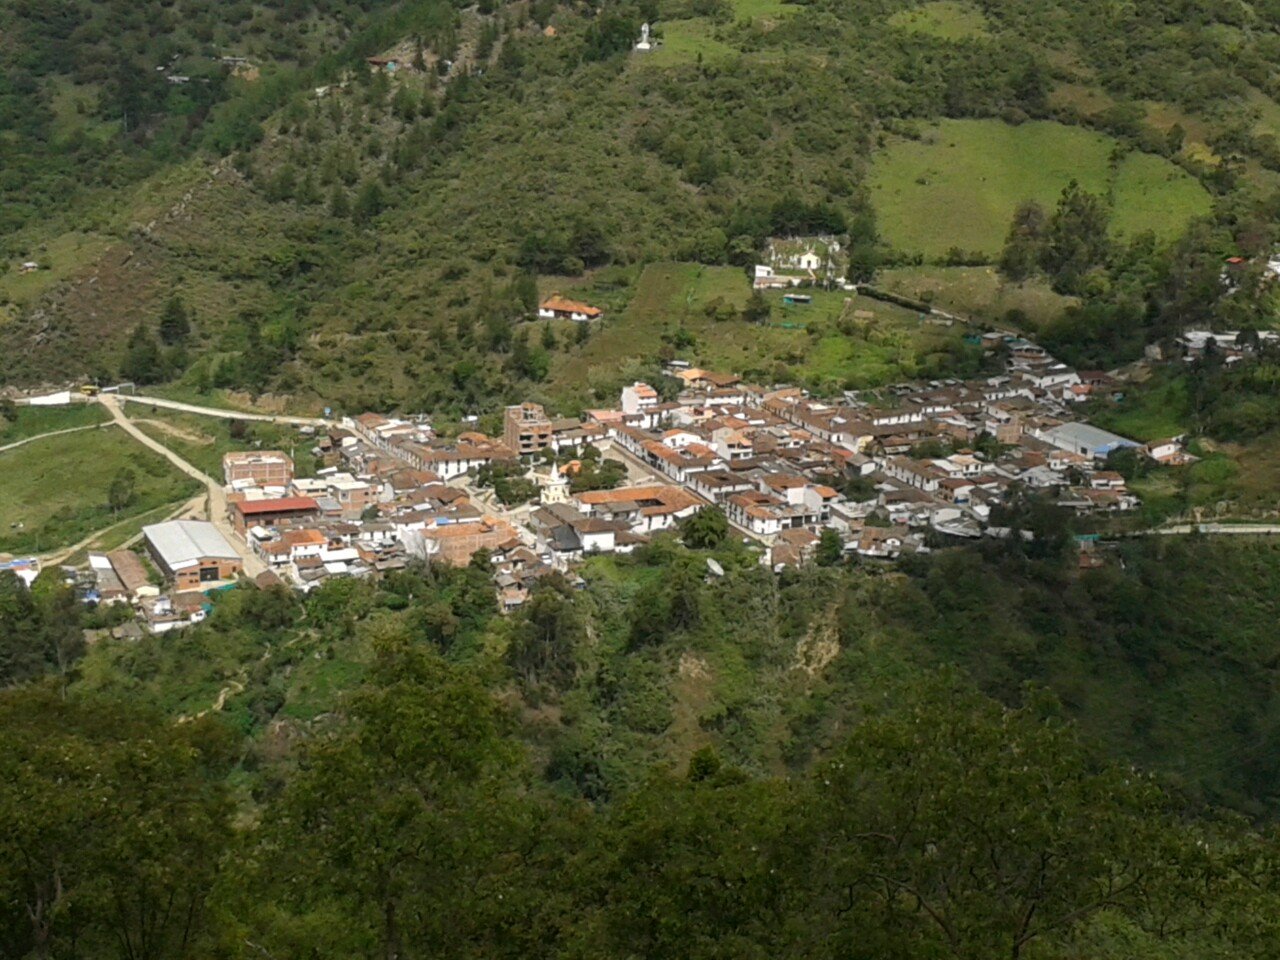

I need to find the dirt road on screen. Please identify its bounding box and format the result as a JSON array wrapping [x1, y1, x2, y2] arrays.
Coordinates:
[[117, 393, 329, 427], [99, 396, 267, 576]]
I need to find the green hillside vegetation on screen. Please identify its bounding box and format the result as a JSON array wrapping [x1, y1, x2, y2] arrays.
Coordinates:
[[887, 1, 992, 41], [544, 262, 983, 405], [5, 0, 1279, 407], [7, 443, 1280, 958], [876, 264, 1077, 329], [1087, 350, 1280, 519], [870, 120, 1212, 257], [55, 530, 1280, 817], [0, 425, 199, 554], [0, 401, 109, 444]]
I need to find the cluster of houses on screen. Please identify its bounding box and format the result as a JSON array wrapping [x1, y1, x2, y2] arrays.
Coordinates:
[[75, 521, 245, 634], [575, 346, 1164, 564], [37, 328, 1201, 633]]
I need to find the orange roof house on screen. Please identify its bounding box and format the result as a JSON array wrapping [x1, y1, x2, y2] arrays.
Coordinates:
[[538, 295, 603, 321]]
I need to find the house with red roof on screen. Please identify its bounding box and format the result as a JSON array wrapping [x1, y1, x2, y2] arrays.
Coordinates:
[[538, 294, 603, 322]]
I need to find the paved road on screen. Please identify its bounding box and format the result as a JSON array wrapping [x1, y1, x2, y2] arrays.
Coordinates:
[[116, 393, 330, 427], [100, 396, 267, 576], [1143, 523, 1280, 536], [0, 422, 108, 455]]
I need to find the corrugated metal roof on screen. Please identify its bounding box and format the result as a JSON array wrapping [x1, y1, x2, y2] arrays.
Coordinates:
[[143, 521, 240, 567], [1044, 422, 1136, 452]]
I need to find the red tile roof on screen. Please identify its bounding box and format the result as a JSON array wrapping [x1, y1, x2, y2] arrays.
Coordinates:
[[540, 295, 602, 318], [235, 497, 319, 515]]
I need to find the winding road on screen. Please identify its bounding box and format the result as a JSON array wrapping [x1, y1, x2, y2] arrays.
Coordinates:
[[98, 395, 267, 576]]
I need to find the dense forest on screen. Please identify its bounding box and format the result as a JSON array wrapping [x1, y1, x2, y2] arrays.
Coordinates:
[[7, 534, 1280, 957]]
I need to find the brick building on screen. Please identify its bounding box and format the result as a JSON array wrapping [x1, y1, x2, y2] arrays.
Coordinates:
[[503, 403, 554, 456], [229, 496, 320, 534], [143, 521, 242, 590], [223, 450, 294, 486]]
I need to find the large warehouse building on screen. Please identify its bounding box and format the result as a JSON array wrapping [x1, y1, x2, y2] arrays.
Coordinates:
[[142, 520, 242, 590]]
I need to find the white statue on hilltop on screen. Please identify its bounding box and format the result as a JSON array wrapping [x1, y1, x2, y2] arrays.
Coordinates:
[[635, 22, 653, 51]]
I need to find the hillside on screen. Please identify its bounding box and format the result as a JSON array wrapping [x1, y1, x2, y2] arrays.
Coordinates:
[[2, 0, 1280, 412], [6, 3, 1280, 953]]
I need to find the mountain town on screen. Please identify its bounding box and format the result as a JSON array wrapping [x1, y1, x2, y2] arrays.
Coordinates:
[[7, 0, 1280, 956], [4, 309, 1255, 637]]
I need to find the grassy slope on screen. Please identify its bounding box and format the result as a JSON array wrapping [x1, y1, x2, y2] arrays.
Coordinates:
[[876, 265, 1076, 329], [547, 262, 964, 404], [870, 120, 1211, 257], [0, 403, 109, 444], [645, 0, 801, 66], [886, 1, 991, 40], [0, 426, 199, 554], [1109, 151, 1213, 238]]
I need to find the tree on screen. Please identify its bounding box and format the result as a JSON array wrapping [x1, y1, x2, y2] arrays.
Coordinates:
[[250, 627, 539, 959], [582, 13, 637, 61], [158, 295, 191, 345], [815, 528, 842, 566], [27, 570, 84, 680], [741, 289, 771, 325], [998, 200, 1047, 281], [507, 576, 583, 689], [0, 572, 41, 686], [802, 677, 1174, 960], [680, 506, 730, 550], [353, 179, 386, 224], [391, 84, 418, 122], [585, 771, 795, 959], [329, 185, 351, 218], [108, 467, 136, 515], [0, 686, 232, 960], [119, 323, 164, 385], [1041, 181, 1110, 293], [1105, 445, 1148, 482], [509, 271, 539, 314]]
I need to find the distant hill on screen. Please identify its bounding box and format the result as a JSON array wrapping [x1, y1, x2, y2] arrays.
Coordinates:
[[2, 0, 1279, 410]]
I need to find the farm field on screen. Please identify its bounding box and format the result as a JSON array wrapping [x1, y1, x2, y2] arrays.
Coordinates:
[[63, 501, 195, 568], [886, 1, 991, 40], [0, 426, 199, 555], [1088, 376, 1189, 442], [876, 265, 1077, 329], [1245, 87, 1280, 140], [547, 262, 972, 403], [1109, 151, 1214, 237], [643, 19, 740, 66], [869, 120, 1212, 257]]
